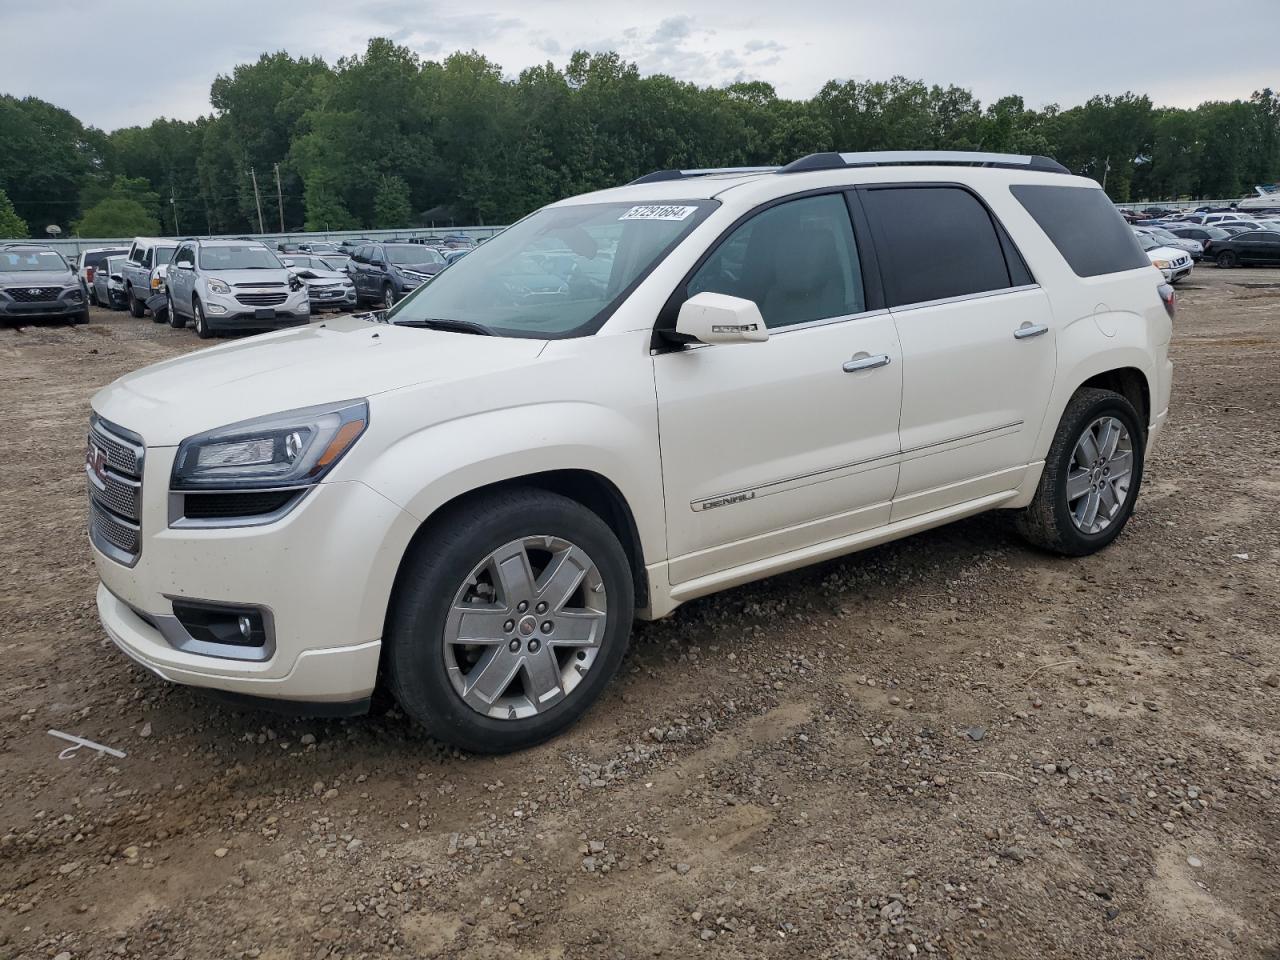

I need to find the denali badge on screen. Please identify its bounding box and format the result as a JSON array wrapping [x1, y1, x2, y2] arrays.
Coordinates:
[[693, 490, 756, 512]]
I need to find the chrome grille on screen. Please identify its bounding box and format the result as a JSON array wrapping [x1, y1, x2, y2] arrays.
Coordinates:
[[235, 292, 288, 306], [6, 286, 61, 302], [88, 416, 144, 566]]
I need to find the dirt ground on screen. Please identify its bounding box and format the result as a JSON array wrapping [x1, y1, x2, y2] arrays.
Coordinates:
[[0, 269, 1277, 960]]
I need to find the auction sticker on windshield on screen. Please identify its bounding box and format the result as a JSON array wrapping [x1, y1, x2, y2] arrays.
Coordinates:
[[618, 205, 698, 221]]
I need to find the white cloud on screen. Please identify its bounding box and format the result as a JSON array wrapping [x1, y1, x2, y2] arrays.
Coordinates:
[[0, 0, 1274, 130]]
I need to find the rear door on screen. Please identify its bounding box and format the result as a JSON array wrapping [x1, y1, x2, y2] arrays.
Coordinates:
[[860, 183, 1057, 521]]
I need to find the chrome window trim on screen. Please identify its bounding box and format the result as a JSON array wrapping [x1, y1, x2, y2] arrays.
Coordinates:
[[888, 283, 1041, 315]]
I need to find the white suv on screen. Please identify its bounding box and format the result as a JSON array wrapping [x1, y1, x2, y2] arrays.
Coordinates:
[[165, 239, 311, 338], [88, 151, 1174, 752]]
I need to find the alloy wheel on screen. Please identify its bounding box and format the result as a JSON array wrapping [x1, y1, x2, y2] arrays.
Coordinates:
[[444, 535, 608, 720], [1066, 415, 1133, 535]]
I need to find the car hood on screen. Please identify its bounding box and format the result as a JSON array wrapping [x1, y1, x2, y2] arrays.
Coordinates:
[[398, 262, 444, 275], [296, 268, 349, 283], [1144, 245, 1186, 261], [91, 313, 547, 445], [202, 268, 292, 286], [0, 270, 74, 287]]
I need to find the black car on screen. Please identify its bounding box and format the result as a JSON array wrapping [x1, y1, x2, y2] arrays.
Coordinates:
[[0, 244, 88, 324], [1211, 230, 1280, 268], [1165, 226, 1231, 259], [348, 242, 447, 307]]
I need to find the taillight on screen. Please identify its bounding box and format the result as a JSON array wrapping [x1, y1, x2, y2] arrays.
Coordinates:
[[1157, 282, 1176, 319], [86, 266, 95, 283]]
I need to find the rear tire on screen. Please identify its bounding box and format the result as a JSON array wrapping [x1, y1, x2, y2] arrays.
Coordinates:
[[1015, 388, 1145, 556], [386, 488, 634, 753], [127, 286, 145, 318], [193, 298, 212, 339], [1216, 251, 1237, 268], [383, 283, 397, 308], [168, 303, 186, 328]]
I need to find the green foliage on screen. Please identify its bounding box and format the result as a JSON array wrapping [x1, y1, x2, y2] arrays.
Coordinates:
[[0, 188, 28, 238], [4, 44, 1280, 238], [74, 197, 159, 237], [373, 174, 413, 227]]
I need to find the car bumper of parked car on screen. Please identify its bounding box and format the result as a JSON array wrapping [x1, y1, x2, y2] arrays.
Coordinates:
[[91, 470, 414, 706], [307, 287, 357, 310], [202, 288, 312, 329], [0, 292, 84, 318]]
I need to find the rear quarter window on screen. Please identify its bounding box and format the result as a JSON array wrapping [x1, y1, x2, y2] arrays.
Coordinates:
[[1012, 185, 1153, 277]]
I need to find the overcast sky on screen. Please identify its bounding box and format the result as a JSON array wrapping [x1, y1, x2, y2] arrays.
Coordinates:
[[3, 0, 1275, 131]]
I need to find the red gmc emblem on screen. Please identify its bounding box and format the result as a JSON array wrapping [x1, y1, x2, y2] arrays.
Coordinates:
[[86, 440, 108, 485]]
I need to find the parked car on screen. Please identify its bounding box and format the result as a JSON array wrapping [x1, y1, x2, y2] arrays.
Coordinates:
[[348, 242, 446, 306], [165, 239, 311, 338], [87, 150, 1173, 752], [1214, 223, 1255, 235], [0, 244, 88, 324], [1209, 229, 1280, 267], [75, 246, 130, 305], [1136, 233, 1193, 282], [337, 237, 376, 254], [1164, 225, 1232, 260], [1133, 226, 1203, 259], [442, 248, 470, 265], [121, 237, 179, 318], [92, 254, 128, 310], [282, 255, 358, 311]]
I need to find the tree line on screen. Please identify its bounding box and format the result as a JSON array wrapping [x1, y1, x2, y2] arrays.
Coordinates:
[[1, 38, 1278, 239]]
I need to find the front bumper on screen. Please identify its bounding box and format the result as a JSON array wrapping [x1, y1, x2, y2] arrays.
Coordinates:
[[0, 294, 84, 318], [204, 287, 311, 329], [92, 455, 418, 705], [307, 285, 357, 310]]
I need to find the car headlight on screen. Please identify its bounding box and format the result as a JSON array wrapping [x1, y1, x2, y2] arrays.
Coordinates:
[[150, 275, 164, 290], [207, 278, 231, 295], [288, 272, 303, 292], [171, 400, 368, 491], [1151, 259, 1171, 269]]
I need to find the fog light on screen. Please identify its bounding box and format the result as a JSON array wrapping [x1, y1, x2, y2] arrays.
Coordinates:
[[172, 600, 267, 648], [206, 303, 227, 314]]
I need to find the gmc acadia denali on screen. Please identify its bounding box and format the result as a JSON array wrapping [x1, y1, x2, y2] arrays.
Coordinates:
[[88, 151, 1174, 752]]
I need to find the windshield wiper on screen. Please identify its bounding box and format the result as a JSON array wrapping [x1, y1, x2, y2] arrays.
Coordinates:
[[393, 317, 494, 336]]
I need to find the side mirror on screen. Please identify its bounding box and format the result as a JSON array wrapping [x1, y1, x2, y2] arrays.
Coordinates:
[[176, 261, 193, 270], [675, 292, 769, 345]]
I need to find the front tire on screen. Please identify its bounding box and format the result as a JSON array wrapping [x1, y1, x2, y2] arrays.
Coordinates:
[[1016, 388, 1145, 556], [127, 286, 145, 318], [192, 298, 212, 339], [386, 488, 634, 753], [383, 283, 397, 308]]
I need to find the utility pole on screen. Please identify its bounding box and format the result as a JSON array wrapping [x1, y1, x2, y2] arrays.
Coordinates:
[[170, 188, 180, 236], [249, 166, 265, 234], [1101, 156, 1111, 194], [273, 163, 285, 232]]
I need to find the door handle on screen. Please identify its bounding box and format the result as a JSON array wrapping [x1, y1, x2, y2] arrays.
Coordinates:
[[1014, 323, 1049, 340], [842, 354, 891, 373]]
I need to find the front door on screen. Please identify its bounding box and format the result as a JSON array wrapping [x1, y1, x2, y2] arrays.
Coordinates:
[[654, 192, 902, 585]]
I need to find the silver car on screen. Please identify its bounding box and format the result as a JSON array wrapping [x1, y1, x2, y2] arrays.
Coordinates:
[[92, 254, 128, 310], [282, 255, 357, 311], [165, 239, 310, 339]]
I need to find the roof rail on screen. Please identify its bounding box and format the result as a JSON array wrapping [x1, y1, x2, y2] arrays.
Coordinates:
[[778, 151, 1071, 175], [628, 166, 778, 185]]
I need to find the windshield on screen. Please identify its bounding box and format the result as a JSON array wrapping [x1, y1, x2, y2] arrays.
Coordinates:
[[386, 245, 443, 266], [390, 200, 717, 337], [308, 244, 338, 254], [84, 248, 129, 268], [1137, 234, 1164, 252], [2, 249, 68, 272], [105, 255, 125, 273], [199, 244, 282, 270]]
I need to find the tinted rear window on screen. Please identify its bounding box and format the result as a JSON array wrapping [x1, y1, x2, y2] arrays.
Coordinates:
[[1011, 185, 1150, 277], [861, 185, 1016, 306]]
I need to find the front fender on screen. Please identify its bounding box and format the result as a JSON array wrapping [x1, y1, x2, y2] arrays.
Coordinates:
[[355, 400, 666, 565]]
